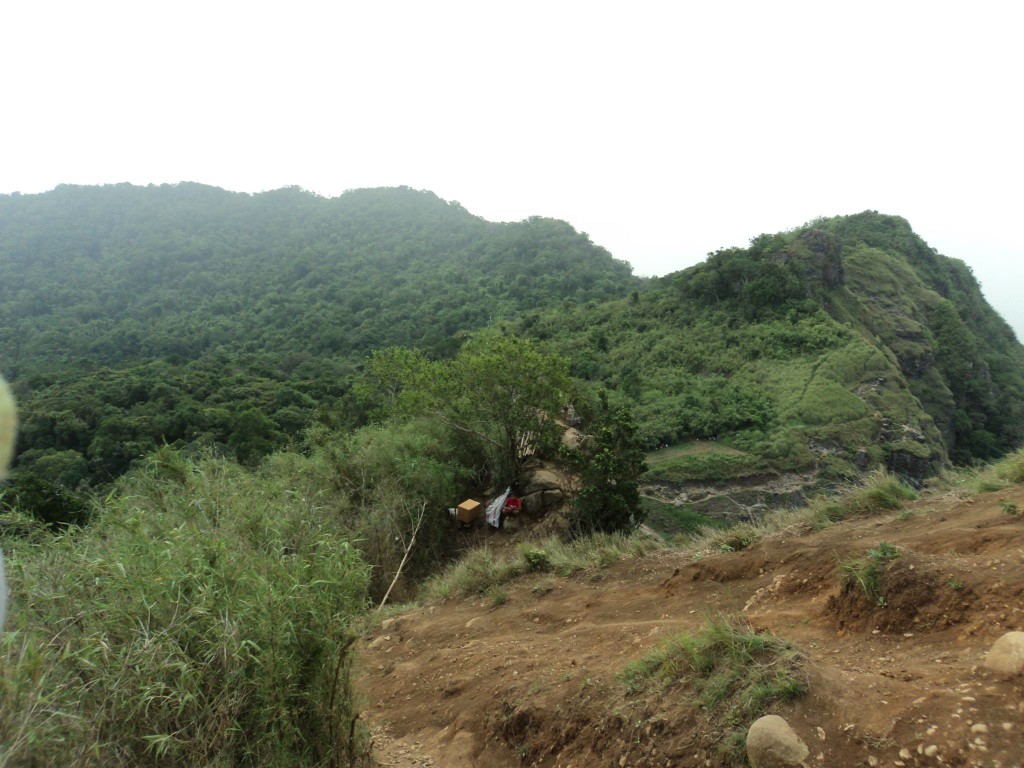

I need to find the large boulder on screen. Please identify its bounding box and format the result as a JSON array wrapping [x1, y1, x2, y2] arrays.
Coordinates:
[[522, 488, 564, 516], [521, 469, 563, 496], [519, 467, 568, 516], [983, 631, 1024, 678], [561, 427, 585, 451], [746, 715, 809, 768]]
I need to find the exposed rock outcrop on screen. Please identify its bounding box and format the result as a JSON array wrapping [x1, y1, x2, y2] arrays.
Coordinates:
[[519, 466, 570, 516]]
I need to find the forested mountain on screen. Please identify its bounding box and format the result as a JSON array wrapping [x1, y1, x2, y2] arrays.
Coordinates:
[[0, 183, 636, 486], [1, 186, 1021, 500], [520, 211, 1024, 487]]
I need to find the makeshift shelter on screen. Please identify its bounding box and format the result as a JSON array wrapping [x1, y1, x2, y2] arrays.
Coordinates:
[[485, 488, 511, 528]]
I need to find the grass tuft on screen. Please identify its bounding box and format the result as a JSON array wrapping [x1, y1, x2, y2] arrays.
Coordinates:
[[839, 541, 900, 604], [813, 470, 917, 526], [423, 533, 663, 602], [621, 617, 807, 765]]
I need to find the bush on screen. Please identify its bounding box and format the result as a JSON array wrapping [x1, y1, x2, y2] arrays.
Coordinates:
[[564, 393, 647, 536], [839, 542, 900, 603], [0, 452, 371, 767]]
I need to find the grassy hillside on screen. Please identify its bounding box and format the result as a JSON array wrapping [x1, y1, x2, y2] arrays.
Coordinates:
[[520, 212, 1024, 483]]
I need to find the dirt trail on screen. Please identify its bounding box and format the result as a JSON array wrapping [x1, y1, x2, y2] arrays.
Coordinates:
[[357, 489, 1024, 767]]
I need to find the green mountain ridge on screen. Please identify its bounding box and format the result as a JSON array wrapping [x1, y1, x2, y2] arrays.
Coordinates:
[[521, 211, 1024, 489], [0, 185, 1020, 499]]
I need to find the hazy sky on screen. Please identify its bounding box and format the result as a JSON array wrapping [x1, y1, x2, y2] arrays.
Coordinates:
[[3, 1, 1022, 333]]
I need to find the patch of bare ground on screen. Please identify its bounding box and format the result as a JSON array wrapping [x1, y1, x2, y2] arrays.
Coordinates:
[[358, 488, 1024, 767]]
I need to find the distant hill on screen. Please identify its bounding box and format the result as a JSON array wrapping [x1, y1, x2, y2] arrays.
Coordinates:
[[0, 183, 637, 484], [519, 211, 1024, 492]]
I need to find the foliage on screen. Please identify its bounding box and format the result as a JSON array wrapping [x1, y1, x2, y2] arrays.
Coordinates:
[[955, 447, 1024, 494], [423, 533, 663, 602], [367, 334, 572, 486], [643, 451, 765, 483], [814, 470, 918, 525], [0, 451, 371, 767], [0, 473, 93, 528], [516, 211, 1024, 486], [639, 497, 727, 538], [563, 391, 647, 535], [621, 618, 807, 765], [0, 184, 635, 488], [839, 542, 901, 603], [269, 418, 473, 602]]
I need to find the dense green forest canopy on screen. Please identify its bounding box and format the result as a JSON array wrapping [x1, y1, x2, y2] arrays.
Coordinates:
[[1, 185, 1022, 504], [0, 183, 637, 487]]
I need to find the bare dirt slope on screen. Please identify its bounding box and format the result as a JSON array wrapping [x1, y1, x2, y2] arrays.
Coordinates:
[[357, 489, 1024, 767]]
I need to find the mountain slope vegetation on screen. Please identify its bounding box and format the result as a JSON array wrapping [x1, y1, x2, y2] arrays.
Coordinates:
[[2, 187, 1023, 766], [0, 183, 636, 486], [519, 212, 1024, 488]]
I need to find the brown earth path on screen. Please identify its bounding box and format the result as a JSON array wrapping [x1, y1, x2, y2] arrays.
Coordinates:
[[357, 489, 1024, 767]]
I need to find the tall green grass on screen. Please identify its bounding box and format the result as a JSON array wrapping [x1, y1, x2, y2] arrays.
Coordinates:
[[814, 469, 918, 525], [839, 542, 900, 603], [684, 469, 917, 556], [0, 452, 370, 767], [423, 533, 663, 602], [937, 448, 1024, 494]]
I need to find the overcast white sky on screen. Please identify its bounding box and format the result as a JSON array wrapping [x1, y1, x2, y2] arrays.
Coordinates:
[[3, 1, 1022, 333]]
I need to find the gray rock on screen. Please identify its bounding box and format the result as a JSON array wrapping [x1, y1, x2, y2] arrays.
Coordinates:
[[542, 488, 564, 506], [521, 469, 563, 495], [983, 631, 1024, 678], [746, 715, 809, 768], [521, 491, 546, 516]]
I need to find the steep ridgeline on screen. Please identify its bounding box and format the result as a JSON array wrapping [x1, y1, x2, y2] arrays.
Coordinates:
[[0, 184, 637, 486], [521, 212, 1024, 515]]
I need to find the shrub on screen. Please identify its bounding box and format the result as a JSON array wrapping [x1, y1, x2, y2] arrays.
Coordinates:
[[521, 547, 552, 572], [0, 453, 371, 767]]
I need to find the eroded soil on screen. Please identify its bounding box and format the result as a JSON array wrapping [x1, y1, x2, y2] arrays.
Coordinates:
[[357, 489, 1024, 767]]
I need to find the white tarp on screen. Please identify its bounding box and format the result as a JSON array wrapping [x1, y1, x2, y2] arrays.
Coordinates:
[[485, 487, 511, 528]]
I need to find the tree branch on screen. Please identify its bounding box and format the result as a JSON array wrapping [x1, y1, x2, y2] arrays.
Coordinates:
[[377, 501, 427, 611]]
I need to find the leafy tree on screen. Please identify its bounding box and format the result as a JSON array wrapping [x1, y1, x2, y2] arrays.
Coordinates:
[[564, 392, 647, 535], [367, 334, 572, 485], [1, 474, 92, 528]]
